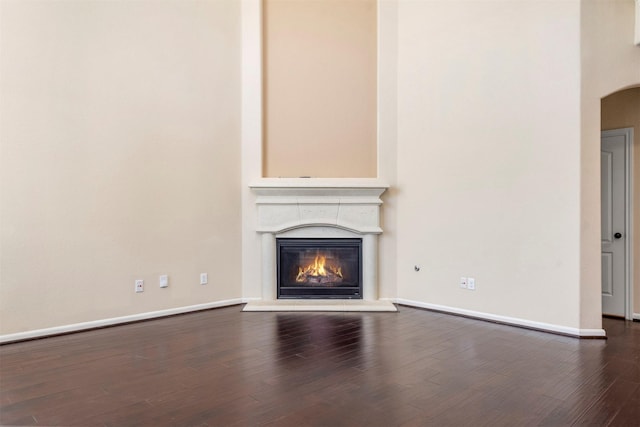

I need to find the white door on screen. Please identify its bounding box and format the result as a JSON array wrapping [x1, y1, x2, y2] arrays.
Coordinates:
[[600, 130, 629, 317]]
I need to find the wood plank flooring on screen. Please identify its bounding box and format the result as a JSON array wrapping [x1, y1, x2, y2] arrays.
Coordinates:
[[1, 305, 638, 426]]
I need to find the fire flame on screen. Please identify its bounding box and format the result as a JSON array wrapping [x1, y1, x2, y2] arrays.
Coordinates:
[[296, 254, 343, 282]]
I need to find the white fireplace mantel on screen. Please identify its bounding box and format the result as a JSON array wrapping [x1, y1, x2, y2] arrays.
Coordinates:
[[250, 178, 388, 234], [243, 178, 396, 312]]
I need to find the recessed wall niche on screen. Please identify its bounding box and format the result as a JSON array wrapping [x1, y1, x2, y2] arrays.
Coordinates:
[[262, 0, 377, 178]]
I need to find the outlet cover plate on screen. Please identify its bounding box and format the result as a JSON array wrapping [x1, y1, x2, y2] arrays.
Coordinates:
[[467, 277, 476, 290]]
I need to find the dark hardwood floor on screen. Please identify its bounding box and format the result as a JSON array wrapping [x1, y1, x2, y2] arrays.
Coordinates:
[[1, 305, 638, 426]]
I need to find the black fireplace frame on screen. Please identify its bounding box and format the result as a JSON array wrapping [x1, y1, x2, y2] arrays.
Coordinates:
[[276, 238, 363, 299]]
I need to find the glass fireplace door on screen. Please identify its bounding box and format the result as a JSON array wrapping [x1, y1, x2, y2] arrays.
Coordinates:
[[277, 238, 363, 299]]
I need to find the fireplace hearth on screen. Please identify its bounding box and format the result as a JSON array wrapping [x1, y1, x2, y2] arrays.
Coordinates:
[[277, 238, 362, 299]]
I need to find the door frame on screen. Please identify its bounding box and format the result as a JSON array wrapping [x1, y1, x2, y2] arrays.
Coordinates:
[[601, 127, 634, 320]]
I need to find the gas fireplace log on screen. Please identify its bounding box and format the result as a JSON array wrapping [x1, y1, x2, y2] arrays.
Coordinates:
[[297, 271, 344, 284]]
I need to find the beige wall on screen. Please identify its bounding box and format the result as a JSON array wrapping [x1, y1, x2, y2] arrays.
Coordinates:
[[395, 0, 584, 328], [581, 0, 640, 327], [263, 0, 377, 178], [3, 0, 637, 338], [601, 87, 640, 316], [0, 0, 242, 335]]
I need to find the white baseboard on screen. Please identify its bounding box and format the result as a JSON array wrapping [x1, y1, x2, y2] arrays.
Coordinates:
[[0, 298, 244, 344], [633, 313, 640, 321], [393, 298, 607, 338], [2, 297, 613, 343]]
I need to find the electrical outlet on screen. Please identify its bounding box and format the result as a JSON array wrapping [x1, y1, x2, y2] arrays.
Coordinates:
[[459, 277, 467, 289], [135, 279, 144, 293], [200, 273, 208, 285], [467, 277, 476, 290], [159, 275, 169, 288]]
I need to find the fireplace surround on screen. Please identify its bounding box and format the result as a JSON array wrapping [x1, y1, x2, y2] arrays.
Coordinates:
[[243, 178, 396, 312]]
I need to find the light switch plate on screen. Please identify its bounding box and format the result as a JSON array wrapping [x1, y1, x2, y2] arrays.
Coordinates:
[[159, 275, 169, 288]]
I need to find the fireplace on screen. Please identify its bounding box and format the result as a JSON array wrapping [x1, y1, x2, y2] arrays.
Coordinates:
[[277, 238, 362, 299], [243, 178, 396, 312]]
